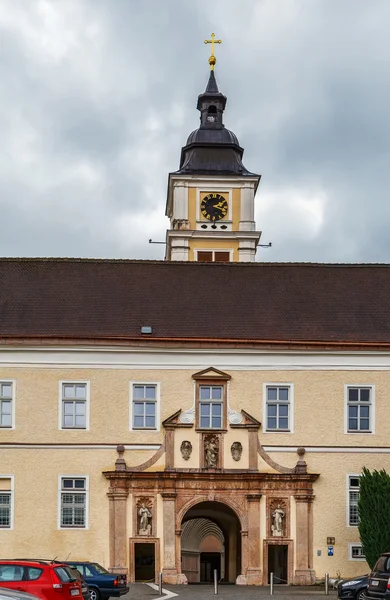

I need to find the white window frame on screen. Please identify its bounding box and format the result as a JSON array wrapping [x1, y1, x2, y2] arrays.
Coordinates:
[[0, 380, 16, 430], [344, 385, 375, 434], [346, 473, 360, 527], [194, 249, 234, 262], [129, 382, 160, 432], [198, 384, 224, 429], [262, 383, 294, 433], [58, 381, 90, 431], [57, 474, 89, 530], [348, 543, 366, 561], [0, 475, 14, 530]]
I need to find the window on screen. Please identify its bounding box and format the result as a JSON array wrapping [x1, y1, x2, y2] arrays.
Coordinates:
[[0, 477, 13, 529], [346, 386, 373, 433], [60, 382, 89, 429], [199, 385, 223, 429], [197, 251, 231, 263], [0, 493, 11, 528], [349, 544, 366, 560], [0, 565, 24, 581], [131, 384, 158, 430], [264, 385, 293, 432], [59, 477, 88, 529], [348, 475, 360, 526], [0, 382, 13, 428]]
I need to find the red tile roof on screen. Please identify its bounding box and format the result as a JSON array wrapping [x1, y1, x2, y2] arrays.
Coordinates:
[[1, 258, 389, 345]]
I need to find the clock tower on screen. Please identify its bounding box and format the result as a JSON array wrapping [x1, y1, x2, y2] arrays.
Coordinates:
[[165, 36, 261, 262]]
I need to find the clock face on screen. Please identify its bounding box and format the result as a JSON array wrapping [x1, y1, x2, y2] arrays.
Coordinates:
[[200, 193, 228, 221]]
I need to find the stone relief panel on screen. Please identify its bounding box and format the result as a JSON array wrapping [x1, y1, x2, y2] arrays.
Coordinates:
[[267, 497, 290, 539], [180, 440, 192, 460], [231, 441, 243, 461], [203, 433, 220, 468]]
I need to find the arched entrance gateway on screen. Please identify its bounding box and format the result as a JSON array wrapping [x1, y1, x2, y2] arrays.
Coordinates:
[[181, 501, 241, 583], [103, 369, 319, 586]]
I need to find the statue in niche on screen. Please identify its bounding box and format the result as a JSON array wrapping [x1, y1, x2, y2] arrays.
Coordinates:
[[204, 435, 219, 468], [180, 440, 192, 460], [271, 505, 285, 537], [137, 499, 152, 536], [231, 441, 243, 461]]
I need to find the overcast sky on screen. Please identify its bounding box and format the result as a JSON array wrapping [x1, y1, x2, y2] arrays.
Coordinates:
[[1, 0, 390, 263]]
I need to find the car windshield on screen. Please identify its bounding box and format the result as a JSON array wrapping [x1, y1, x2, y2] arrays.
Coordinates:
[[90, 564, 109, 575]]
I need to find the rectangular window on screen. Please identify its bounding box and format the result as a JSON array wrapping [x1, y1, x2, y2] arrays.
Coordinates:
[[196, 251, 231, 263], [349, 544, 366, 560], [0, 477, 13, 529], [266, 386, 291, 431], [0, 493, 11, 528], [132, 384, 157, 429], [347, 387, 372, 432], [199, 385, 223, 429], [348, 475, 360, 526], [0, 382, 13, 428], [61, 383, 88, 429], [60, 477, 87, 528]]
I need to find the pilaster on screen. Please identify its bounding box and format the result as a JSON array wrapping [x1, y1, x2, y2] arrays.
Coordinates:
[[107, 488, 129, 574], [293, 494, 315, 585]]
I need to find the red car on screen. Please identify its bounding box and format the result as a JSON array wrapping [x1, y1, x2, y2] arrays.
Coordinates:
[[0, 561, 82, 600]]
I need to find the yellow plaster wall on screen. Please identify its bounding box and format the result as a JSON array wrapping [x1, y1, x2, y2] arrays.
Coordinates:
[[2, 364, 390, 579], [188, 239, 239, 262], [2, 366, 390, 447], [0, 449, 112, 564], [232, 188, 240, 228], [188, 187, 197, 227]]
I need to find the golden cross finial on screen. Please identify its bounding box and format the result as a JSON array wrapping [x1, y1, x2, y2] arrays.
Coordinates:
[[204, 32, 222, 71]]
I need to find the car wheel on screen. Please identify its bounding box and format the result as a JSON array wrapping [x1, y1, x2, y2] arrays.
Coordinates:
[[89, 589, 100, 600], [356, 588, 367, 600]]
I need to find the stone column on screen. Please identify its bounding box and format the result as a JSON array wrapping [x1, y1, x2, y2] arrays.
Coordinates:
[[294, 494, 315, 584], [246, 494, 262, 584], [248, 428, 258, 471], [161, 493, 181, 584], [107, 488, 129, 574]]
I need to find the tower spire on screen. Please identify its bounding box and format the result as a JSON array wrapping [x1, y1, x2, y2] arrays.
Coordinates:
[[204, 33, 222, 71]]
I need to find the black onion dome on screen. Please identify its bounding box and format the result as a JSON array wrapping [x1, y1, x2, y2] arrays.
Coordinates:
[[175, 71, 258, 177], [186, 127, 240, 146]]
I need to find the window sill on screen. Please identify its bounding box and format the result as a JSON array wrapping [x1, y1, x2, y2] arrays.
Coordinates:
[[346, 431, 372, 434], [265, 429, 291, 433], [196, 428, 227, 433]]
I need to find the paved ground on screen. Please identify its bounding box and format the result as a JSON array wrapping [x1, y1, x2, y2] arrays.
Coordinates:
[[123, 583, 338, 600]]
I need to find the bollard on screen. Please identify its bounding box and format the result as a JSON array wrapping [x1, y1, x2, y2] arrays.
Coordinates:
[[270, 572, 274, 595], [214, 569, 218, 595], [325, 572, 329, 595], [158, 572, 163, 596]]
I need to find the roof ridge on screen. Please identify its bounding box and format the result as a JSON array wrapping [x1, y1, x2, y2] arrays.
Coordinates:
[[0, 257, 389, 268]]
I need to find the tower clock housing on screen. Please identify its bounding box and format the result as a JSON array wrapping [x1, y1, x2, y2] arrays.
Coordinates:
[[165, 69, 261, 262]]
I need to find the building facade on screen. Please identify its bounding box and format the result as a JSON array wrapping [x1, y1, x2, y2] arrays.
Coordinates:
[[1, 60, 390, 586]]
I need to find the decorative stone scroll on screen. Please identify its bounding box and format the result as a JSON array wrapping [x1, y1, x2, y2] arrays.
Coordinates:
[[179, 405, 195, 424], [231, 441, 243, 461], [228, 406, 243, 425], [180, 440, 192, 460], [137, 497, 153, 536]]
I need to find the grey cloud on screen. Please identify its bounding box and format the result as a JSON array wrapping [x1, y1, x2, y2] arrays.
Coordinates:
[[0, 0, 389, 263]]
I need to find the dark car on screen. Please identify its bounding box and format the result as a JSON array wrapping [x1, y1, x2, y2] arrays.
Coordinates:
[[68, 570, 89, 600], [64, 563, 128, 600], [338, 574, 369, 600], [363, 552, 390, 600]]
